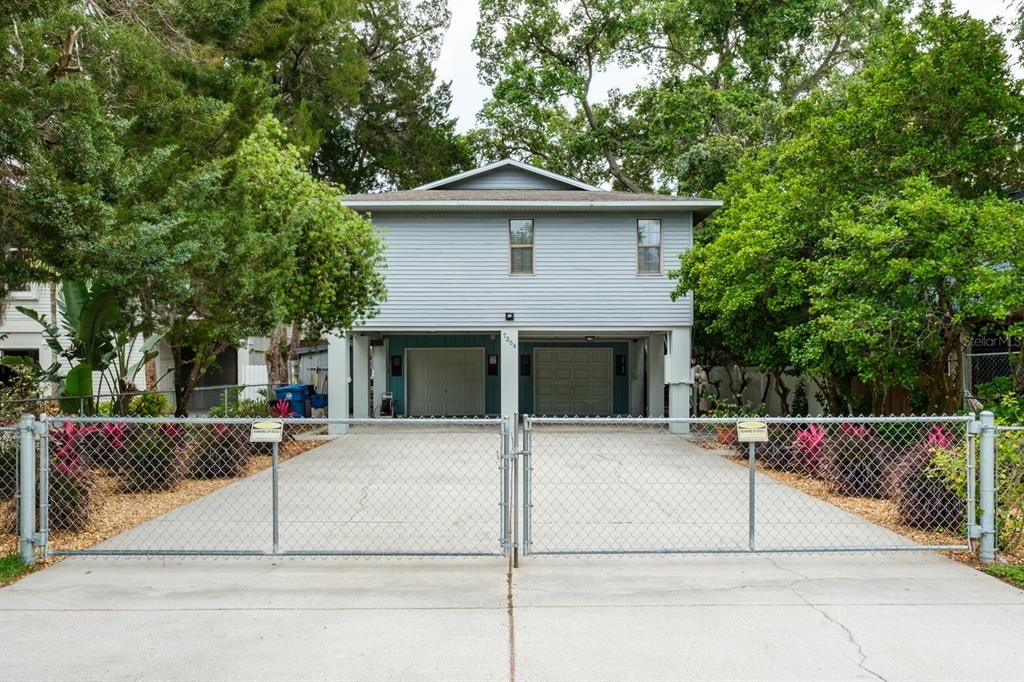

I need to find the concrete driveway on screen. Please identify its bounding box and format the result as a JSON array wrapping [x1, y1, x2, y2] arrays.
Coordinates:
[[0, 552, 1021, 681]]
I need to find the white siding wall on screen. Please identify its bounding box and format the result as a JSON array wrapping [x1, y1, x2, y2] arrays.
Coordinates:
[[357, 211, 693, 331]]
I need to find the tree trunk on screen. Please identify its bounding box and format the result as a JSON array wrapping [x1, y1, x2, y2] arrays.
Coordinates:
[[171, 344, 190, 417], [266, 324, 288, 386], [772, 370, 791, 415], [288, 319, 302, 384]]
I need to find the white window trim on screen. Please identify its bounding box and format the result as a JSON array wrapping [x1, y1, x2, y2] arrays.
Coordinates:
[[637, 218, 663, 275], [7, 283, 38, 301], [509, 218, 535, 276]]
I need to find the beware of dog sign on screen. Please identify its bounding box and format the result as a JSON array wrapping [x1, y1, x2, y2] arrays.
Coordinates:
[[250, 419, 284, 443], [736, 419, 769, 443]]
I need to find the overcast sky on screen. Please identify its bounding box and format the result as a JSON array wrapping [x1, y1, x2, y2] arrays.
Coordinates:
[[435, 0, 1020, 132]]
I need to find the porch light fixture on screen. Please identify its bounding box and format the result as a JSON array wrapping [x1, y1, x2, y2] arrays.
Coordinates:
[[584, 335, 596, 342], [505, 312, 515, 321]]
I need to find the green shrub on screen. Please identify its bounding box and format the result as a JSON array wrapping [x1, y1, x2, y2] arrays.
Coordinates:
[[930, 429, 1024, 553], [208, 398, 270, 419], [128, 393, 172, 417], [190, 425, 253, 479], [112, 424, 187, 492]]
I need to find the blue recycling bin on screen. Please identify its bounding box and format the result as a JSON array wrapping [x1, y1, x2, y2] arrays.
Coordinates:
[[274, 384, 310, 418]]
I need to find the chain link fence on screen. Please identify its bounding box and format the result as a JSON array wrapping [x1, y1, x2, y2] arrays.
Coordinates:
[[994, 426, 1024, 556], [33, 416, 507, 557], [522, 416, 974, 555], [0, 424, 19, 554], [7, 412, 1017, 563]]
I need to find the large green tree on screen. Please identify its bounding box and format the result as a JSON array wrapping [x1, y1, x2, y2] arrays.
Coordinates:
[[673, 5, 1024, 414], [0, 0, 465, 408], [472, 0, 900, 194]]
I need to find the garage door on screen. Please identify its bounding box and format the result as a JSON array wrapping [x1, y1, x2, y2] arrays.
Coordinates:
[[534, 347, 613, 416], [406, 348, 486, 417]]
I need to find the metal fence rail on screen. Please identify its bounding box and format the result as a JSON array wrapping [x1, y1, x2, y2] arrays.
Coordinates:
[[36, 416, 508, 558], [522, 415, 975, 556]]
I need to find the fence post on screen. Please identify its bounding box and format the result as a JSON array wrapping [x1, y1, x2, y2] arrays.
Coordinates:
[[271, 440, 280, 555], [36, 414, 49, 559], [979, 410, 996, 564], [747, 438, 756, 551], [500, 416, 509, 557], [522, 416, 532, 557], [511, 414, 519, 568], [18, 414, 36, 566]]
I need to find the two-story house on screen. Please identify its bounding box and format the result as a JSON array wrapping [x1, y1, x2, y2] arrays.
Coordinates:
[[326, 159, 720, 433]]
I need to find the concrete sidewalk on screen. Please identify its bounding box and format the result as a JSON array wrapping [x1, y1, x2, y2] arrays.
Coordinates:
[[2, 552, 1022, 681]]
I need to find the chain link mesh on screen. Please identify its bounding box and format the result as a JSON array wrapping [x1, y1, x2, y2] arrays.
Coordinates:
[[994, 426, 1024, 556], [41, 417, 505, 556], [278, 421, 504, 555], [0, 425, 19, 554], [524, 417, 972, 555]]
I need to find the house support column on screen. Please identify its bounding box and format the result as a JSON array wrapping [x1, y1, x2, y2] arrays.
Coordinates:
[[648, 332, 666, 418], [352, 334, 370, 419], [500, 329, 519, 421], [668, 327, 692, 433], [327, 333, 349, 434], [629, 339, 645, 416], [372, 340, 387, 416]]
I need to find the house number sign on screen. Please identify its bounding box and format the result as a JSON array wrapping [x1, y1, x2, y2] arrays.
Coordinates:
[[502, 331, 517, 350]]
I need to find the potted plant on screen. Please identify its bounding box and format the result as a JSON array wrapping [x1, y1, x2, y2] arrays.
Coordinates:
[[707, 399, 744, 445]]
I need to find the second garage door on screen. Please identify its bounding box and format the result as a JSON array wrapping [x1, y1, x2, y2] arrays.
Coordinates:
[[534, 347, 613, 416], [406, 347, 486, 417]]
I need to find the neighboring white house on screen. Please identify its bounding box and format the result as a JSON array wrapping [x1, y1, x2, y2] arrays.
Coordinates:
[[0, 284, 161, 398], [329, 159, 721, 433], [0, 284, 269, 410]]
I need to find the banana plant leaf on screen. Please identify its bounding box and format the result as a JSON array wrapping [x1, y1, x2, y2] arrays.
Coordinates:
[[59, 363, 93, 415]]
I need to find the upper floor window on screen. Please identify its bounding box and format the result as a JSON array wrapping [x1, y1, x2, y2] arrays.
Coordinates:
[[6, 284, 37, 301], [510, 219, 534, 274], [637, 219, 662, 274]]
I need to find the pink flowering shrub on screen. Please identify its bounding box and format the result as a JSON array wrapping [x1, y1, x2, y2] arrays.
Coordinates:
[[270, 400, 294, 418], [793, 425, 827, 478]]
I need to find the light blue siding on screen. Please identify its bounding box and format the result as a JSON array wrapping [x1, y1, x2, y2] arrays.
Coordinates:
[[442, 166, 584, 190], [356, 211, 694, 331]]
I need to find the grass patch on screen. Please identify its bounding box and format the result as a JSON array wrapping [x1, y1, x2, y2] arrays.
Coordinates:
[[0, 552, 32, 585], [983, 564, 1024, 589]]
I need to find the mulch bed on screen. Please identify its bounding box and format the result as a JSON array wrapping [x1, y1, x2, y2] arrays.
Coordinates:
[[0, 436, 326, 560], [697, 439, 1023, 567]]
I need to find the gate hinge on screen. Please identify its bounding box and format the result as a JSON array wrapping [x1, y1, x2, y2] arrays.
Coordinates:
[[967, 420, 982, 435], [501, 451, 522, 461], [968, 524, 983, 539]]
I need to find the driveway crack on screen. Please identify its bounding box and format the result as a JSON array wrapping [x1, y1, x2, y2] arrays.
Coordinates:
[[506, 555, 516, 682]]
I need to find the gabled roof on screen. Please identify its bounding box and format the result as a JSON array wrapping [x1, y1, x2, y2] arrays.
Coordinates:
[[413, 158, 602, 192], [344, 159, 723, 219]]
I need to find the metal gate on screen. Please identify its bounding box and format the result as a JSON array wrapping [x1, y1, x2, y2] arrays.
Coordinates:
[[520, 415, 978, 556], [34, 416, 512, 558]]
